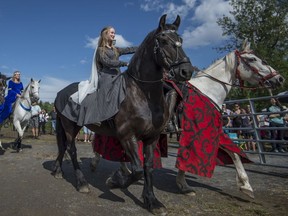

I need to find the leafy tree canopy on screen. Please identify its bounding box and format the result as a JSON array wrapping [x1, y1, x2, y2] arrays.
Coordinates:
[[217, 0, 288, 100]]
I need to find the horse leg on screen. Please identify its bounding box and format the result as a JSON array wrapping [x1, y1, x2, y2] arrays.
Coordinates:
[[52, 117, 89, 192], [52, 117, 67, 179], [66, 134, 90, 193], [13, 120, 24, 152], [106, 136, 143, 188], [176, 169, 196, 196], [142, 139, 167, 215], [225, 150, 254, 198], [90, 152, 101, 172]]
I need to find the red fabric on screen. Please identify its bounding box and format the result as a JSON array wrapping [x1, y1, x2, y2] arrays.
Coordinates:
[[92, 134, 168, 168], [176, 83, 251, 178]]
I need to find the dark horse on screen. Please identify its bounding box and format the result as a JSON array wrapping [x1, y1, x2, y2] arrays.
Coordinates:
[[0, 73, 11, 104], [52, 14, 193, 214], [0, 72, 11, 149]]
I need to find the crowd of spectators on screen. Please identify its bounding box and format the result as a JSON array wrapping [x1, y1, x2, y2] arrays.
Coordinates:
[[222, 99, 287, 153], [28, 102, 57, 138]]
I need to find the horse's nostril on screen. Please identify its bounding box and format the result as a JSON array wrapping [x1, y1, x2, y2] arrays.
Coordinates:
[[279, 76, 284, 83]]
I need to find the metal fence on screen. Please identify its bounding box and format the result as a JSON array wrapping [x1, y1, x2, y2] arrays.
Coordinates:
[[223, 94, 288, 167]]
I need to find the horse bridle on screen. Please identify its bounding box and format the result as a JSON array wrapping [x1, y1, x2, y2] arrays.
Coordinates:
[[202, 50, 279, 90], [154, 29, 191, 80], [235, 50, 279, 88], [29, 81, 40, 101]]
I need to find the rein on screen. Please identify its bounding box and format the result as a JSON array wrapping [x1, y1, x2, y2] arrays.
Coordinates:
[[200, 50, 278, 90], [126, 71, 163, 83]]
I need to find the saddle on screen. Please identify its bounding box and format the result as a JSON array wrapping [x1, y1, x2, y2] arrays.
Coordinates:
[[56, 73, 126, 127]]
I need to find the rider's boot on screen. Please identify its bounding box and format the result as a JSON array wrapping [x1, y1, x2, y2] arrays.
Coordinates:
[[164, 89, 181, 133]]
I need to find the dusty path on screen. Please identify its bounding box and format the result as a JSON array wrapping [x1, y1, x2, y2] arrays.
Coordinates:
[[0, 133, 287, 216]]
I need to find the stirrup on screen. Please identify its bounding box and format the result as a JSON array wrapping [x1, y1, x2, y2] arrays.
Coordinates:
[[164, 121, 176, 133]]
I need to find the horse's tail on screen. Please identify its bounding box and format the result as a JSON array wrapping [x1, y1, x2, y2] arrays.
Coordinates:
[[55, 111, 67, 152]]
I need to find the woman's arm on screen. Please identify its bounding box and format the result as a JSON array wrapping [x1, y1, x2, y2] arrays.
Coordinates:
[[97, 47, 128, 68], [117, 47, 138, 56]]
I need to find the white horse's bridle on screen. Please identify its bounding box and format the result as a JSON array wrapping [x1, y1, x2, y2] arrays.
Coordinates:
[[235, 50, 279, 88]]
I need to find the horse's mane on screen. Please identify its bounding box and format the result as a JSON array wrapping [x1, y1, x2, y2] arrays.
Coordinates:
[[20, 81, 31, 99], [129, 30, 156, 65], [194, 51, 235, 78]]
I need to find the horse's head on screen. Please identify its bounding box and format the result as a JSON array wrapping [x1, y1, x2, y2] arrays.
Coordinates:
[[154, 14, 193, 82], [29, 78, 41, 101], [235, 39, 285, 89]]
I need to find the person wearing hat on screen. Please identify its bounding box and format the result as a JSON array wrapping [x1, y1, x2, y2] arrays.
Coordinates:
[[0, 71, 23, 124]]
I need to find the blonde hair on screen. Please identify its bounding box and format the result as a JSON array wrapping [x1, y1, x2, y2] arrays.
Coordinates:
[[98, 26, 119, 58]]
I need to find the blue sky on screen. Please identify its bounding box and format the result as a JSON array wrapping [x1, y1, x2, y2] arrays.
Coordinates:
[[0, 0, 232, 102]]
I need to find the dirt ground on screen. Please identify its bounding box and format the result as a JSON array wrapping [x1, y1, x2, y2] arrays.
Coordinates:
[[0, 128, 287, 216]]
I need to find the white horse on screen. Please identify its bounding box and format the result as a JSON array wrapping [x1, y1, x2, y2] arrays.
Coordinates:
[[13, 78, 41, 152], [90, 40, 284, 199], [175, 40, 284, 198]]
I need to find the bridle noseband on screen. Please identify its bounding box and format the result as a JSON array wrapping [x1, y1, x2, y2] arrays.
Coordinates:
[[154, 29, 190, 80]]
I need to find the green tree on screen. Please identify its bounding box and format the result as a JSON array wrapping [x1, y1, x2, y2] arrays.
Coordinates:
[[217, 0, 288, 99]]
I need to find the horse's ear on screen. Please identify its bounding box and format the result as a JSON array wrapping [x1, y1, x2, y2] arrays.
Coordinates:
[[31, 78, 34, 82], [173, 15, 181, 29], [241, 38, 251, 52], [38, 79, 41, 83], [158, 14, 167, 30]]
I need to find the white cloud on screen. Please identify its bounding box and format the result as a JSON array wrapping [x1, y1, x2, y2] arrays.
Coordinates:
[[86, 34, 133, 49], [0, 65, 9, 70], [141, 0, 195, 20], [140, 0, 165, 12], [140, 0, 232, 48], [39, 76, 71, 103], [80, 59, 87, 64]]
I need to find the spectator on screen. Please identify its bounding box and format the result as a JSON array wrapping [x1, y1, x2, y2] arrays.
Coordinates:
[[258, 108, 270, 139], [268, 98, 286, 153], [241, 108, 256, 151], [30, 101, 41, 139], [39, 109, 49, 135], [83, 126, 93, 143], [222, 104, 231, 134], [232, 103, 242, 137], [49, 106, 57, 135], [222, 104, 233, 128]]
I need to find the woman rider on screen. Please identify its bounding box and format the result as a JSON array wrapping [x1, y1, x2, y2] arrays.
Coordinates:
[[96, 26, 137, 81], [0, 71, 23, 124]]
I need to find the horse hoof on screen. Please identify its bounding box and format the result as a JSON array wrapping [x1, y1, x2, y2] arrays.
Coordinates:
[[176, 182, 196, 196], [240, 187, 255, 199], [105, 177, 118, 188], [150, 207, 168, 216], [147, 199, 167, 216], [51, 171, 63, 179], [78, 185, 90, 193]]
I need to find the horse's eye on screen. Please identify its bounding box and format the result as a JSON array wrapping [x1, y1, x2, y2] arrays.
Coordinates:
[[248, 57, 257, 62]]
